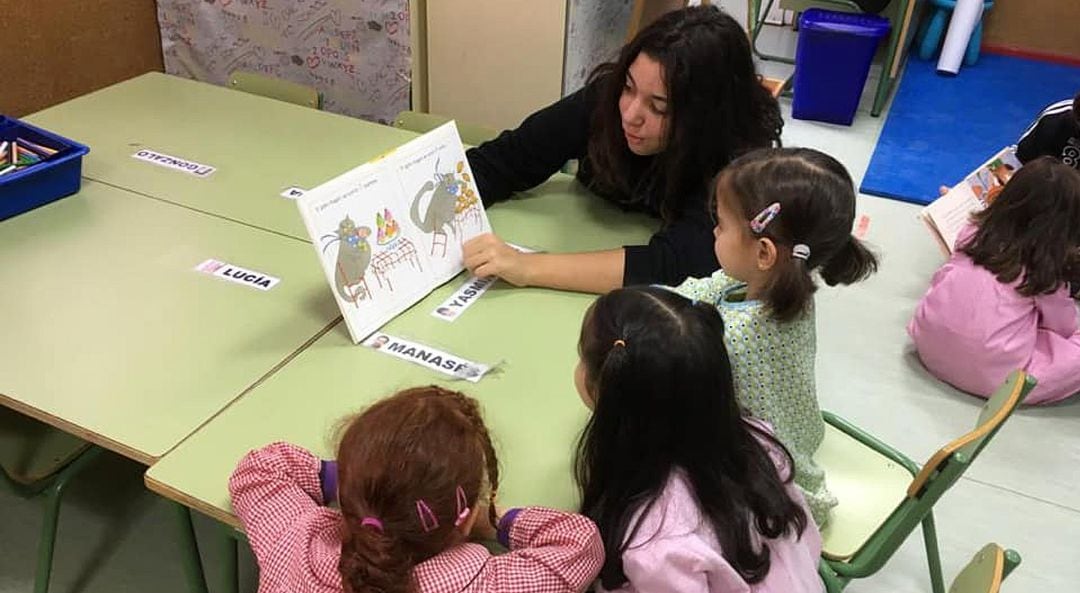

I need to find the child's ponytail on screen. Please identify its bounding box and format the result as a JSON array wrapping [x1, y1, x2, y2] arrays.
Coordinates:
[[339, 525, 413, 593], [819, 236, 878, 287]]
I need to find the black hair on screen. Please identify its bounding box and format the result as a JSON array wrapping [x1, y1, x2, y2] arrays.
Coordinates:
[[574, 286, 808, 589], [960, 156, 1080, 296], [718, 147, 879, 322], [586, 5, 783, 222]]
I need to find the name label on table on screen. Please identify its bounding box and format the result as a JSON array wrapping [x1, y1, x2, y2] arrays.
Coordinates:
[[132, 149, 216, 178], [195, 259, 280, 291], [431, 275, 497, 322], [362, 333, 491, 383], [280, 186, 307, 199]]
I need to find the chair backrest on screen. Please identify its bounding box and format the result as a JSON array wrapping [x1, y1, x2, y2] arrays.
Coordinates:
[[949, 543, 1021, 593], [847, 371, 1034, 576], [229, 71, 321, 109], [907, 370, 1035, 499], [392, 111, 498, 147]]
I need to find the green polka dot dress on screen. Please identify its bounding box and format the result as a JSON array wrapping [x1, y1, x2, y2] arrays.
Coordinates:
[[674, 269, 836, 525]]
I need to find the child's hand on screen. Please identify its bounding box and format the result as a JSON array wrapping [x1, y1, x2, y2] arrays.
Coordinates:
[[939, 185, 949, 196], [469, 502, 499, 541], [464, 233, 532, 286]]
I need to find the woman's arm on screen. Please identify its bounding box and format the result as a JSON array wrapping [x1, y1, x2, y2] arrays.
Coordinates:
[[467, 87, 592, 206]]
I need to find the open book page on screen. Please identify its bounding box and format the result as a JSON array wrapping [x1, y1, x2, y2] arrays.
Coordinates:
[[920, 147, 1021, 255], [296, 122, 491, 343]]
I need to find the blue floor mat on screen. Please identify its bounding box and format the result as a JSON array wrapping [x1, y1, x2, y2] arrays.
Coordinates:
[[860, 54, 1080, 205]]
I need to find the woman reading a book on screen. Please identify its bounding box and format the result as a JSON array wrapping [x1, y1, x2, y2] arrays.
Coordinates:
[[463, 5, 783, 292]]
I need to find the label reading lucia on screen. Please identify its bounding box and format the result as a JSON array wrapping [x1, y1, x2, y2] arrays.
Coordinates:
[[195, 259, 281, 291]]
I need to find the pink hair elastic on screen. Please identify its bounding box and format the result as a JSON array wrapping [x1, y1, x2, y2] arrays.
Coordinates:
[[750, 202, 781, 234], [415, 499, 440, 532], [360, 517, 383, 533], [453, 485, 471, 527]]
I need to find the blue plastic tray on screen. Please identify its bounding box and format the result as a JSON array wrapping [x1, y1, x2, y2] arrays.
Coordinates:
[[0, 116, 90, 221]]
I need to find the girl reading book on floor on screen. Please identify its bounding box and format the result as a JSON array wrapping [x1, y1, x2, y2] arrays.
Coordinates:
[[910, 157, 1080, 405]]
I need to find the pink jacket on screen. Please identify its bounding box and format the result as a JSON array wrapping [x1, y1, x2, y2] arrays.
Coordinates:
[[229, 442, 604, 593], [909, 225, 1080, 404], [599, 420, 824, 593]]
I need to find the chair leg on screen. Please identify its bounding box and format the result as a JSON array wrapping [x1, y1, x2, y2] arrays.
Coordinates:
[[173, 503, 209, 593], [750, 0, 797, 65], [921, 512, 947, 593], [221, 525, 239, 593], [919, 9, 948, 61], [818, 560, 848, 593], [964, 21, 982, 66], [33, 446, 103, 593]]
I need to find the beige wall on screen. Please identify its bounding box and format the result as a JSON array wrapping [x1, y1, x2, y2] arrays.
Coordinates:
[[0, 0, 164, 117], [983, 0, 1080, 59], [425, 0, 568, 131]]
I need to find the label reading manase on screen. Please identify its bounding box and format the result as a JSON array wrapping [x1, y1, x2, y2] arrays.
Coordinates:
[[132, 149, 216, 178], [195, 259, 280, 291]]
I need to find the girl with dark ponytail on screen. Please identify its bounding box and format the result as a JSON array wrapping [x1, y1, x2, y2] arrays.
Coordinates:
[[672, 147, 879, 526], [573, 286, 822, 592], [230, 386, 603, 593]]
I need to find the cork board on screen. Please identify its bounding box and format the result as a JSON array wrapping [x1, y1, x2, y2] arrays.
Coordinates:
[[0, 0, 164, 117], [983, 0, 1080, 59]]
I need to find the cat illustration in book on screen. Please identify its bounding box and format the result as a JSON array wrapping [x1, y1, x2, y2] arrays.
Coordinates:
[[321, 216, 372, 304], [410, 158, 465, 257]]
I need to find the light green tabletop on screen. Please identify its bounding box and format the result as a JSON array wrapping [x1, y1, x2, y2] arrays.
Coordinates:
[[24, 72, 416, 242], [0, 180, 341, 464], [146, 175, 657, 526]]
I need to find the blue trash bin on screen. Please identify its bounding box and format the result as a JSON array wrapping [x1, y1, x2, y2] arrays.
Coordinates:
[[792, 9, 891, 126]]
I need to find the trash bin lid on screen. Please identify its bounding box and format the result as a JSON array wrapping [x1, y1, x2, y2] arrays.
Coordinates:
[[799, 8, 891, 37]]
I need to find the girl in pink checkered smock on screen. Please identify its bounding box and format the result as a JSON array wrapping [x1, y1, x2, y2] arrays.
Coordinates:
[[909, 157, 1080, 405], [229, 386, 603, 593]]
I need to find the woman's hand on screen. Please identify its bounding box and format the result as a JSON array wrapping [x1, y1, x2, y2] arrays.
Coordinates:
[[464, 233, 532, 286]]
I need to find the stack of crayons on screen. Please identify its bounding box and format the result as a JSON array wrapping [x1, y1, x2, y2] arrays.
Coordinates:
[[0, 138, 60, 177]]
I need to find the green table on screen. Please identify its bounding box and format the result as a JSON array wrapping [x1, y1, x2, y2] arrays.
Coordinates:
[[24, 72, 416, 242], [0, 180, 340, 463], [146, 176, 656, 526]]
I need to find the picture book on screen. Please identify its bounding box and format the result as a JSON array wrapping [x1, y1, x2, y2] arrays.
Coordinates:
[[296, 122, 491, 343], [919, 146, 1022, 256]]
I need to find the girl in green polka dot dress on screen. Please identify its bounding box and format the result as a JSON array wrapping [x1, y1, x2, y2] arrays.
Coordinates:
[[672, 147, 878, 525]]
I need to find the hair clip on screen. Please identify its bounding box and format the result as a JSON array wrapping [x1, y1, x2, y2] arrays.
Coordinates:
[[415, 499, 440, 532], [360, 517, 384, 533], [792, 244, 811, 261], [749, 202, 781, 234], [612, 339, 626, 348], [453, 486, 471, 527]]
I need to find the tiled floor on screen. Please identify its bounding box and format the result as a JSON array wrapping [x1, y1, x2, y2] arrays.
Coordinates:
[[3, 8, 1077, 593]]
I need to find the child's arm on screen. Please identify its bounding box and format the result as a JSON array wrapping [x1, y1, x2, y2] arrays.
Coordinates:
[[614, 534, 724, 593], [470, 507, 604, 593], [228, 442, 335, 573], [1035, 289, 1080, 337]]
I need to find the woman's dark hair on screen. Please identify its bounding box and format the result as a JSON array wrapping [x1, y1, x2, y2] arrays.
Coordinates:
[[960, 156, 1080, 296], [574, 286, 807, 589], [336, 386, 500, 593], [586, 5, 783, 221], [720, 147, 879, 322]]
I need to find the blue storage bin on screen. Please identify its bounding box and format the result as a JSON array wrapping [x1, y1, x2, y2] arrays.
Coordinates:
[[792, 9, 891, 126], [0, 116, 90, 221]]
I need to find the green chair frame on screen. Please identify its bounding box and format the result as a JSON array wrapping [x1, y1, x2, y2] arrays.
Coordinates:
[[747, 0, 924, 117], [229, 71, 322, 110], [0, 408, 101, 593], [949, 543, 1021, 593], [818, 370, 1035, 593]]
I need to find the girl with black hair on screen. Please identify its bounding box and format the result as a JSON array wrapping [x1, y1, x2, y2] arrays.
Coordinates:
[[574, 286, 823, 593], [463, 5, 783, 293], [673, 147, 879, 525], [910, 157, 1080, 405]]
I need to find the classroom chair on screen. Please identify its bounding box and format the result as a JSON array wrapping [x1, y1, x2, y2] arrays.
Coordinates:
[[914, 0, 995, 66], [0, 407, 103, 593], [393, 110, 499, 147], [814, 369, 1035, 593], [949, 543, 1020, 593], [747, 0, 924, 116], [229, 71, 321, 109]]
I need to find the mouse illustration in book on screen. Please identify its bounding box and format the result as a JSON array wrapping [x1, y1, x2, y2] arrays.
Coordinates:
[[321, 216, 372, 305], [410, 159, 480, 256]]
